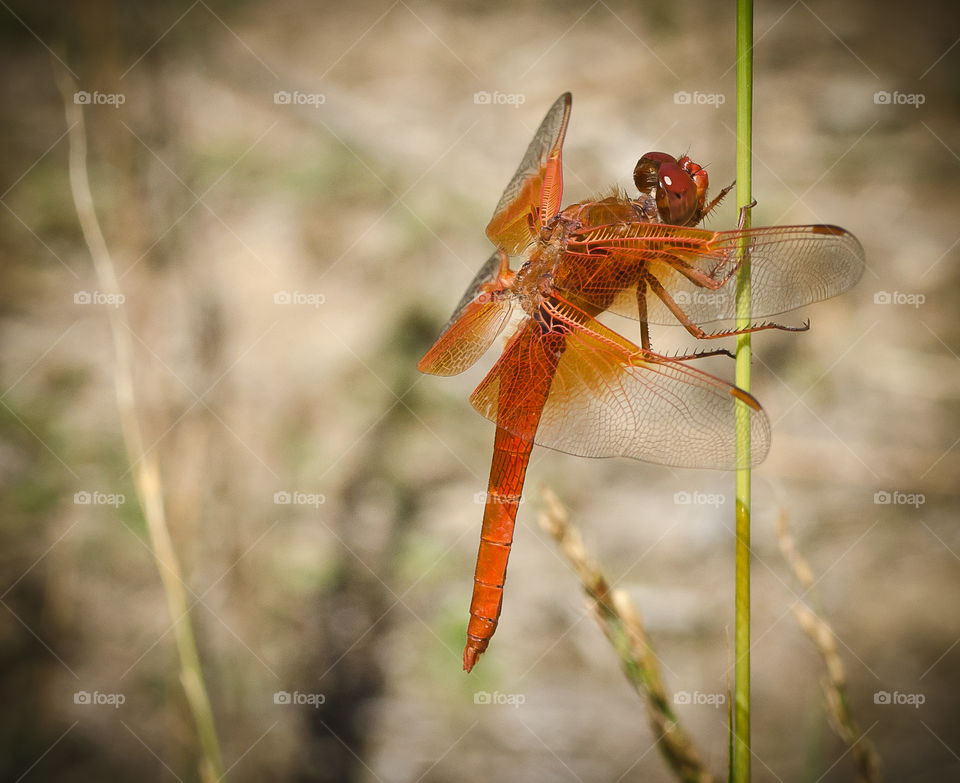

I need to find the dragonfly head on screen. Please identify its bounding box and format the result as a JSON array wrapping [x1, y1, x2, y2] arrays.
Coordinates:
[[633, 152, 709, 226]]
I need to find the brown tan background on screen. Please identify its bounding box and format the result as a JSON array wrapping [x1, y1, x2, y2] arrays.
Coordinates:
[[1, 1, 958, 780]]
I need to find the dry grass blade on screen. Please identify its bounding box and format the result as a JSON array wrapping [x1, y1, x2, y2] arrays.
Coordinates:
[[538, 486, 714, 783], [777, 511, 881, 783], [56, 69, 225, 783]]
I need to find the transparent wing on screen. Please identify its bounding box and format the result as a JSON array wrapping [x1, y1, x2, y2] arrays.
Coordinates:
[[485, 93, 571, 255], [556, 223, 864, 327], [470, 302, 769, 470], [418, 250, 514, 376]]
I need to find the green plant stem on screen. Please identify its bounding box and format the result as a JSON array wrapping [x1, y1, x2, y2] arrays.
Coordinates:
[[733, 0, 754, 781], [57, 71, 225, 783]]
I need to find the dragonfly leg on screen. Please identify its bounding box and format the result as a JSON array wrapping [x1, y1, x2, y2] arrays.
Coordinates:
[[659, 201, 760, 291], [636, 275, 651, 351], [698, 179, 736, 223], [645, 272, 810, 340], [669, 346, 736, 361], [662, 254, 740, 291]]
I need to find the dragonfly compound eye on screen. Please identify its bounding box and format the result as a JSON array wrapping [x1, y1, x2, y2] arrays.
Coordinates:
[[633, 152, 677, 194], [655, 161, 698, 225]]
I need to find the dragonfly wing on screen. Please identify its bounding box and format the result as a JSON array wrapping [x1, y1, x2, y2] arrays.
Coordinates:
[[418, 250, 514, 376], [561, 223, 864, 327], [474, 301, 769, 470], [469, 316, 565, 439], [485, 93, 571, 255]]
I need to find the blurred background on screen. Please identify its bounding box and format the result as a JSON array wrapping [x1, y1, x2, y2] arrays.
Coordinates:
[[1, 0, 958, 780]]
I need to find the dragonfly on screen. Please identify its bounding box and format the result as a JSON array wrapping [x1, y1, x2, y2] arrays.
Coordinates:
[[418, 93, 863, 672]]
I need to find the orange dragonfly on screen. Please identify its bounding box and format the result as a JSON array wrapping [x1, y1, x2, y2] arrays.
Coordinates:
[[419, 93, 863, 672]]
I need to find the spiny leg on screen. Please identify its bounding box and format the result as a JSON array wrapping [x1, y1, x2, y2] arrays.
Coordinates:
[[645, 272, 810, 340], [669, 346, 736, 361], [698, 179, 736, 223], [661, 198, 761, 291], [658, 252, 742, 292], [635, 272, 734, 360]]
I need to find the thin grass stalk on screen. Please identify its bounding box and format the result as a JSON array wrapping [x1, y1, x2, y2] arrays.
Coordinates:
[[777, 512, 881, 782], [733, 0, 755, 780], [539, 487, 714, 783], [56, 71, 225, 783]]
